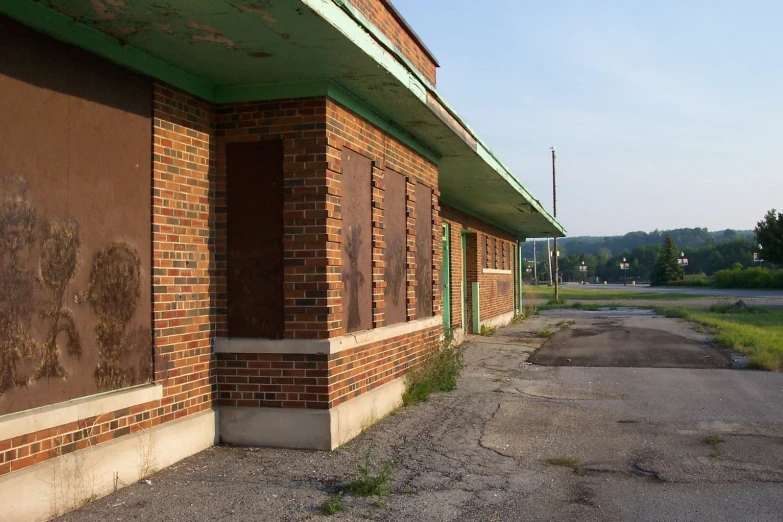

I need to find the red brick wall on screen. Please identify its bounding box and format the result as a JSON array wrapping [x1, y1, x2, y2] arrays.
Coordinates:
[[1, 83, 217, 477], [214, 97, 332, 340], [440, 204, 518, 331], [347, 0, 438, 86], [325, 99, 440, 336], [216, 324, 440, 410], [215, 97, 442, 412]]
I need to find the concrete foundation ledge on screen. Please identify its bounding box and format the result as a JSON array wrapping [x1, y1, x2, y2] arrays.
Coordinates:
[[481, 310, 516, 330], [220, 376, 406, 451], [1, 409, 218, 522]]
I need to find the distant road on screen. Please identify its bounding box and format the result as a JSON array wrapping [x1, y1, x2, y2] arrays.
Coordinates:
[[564, 282, 783, 300]]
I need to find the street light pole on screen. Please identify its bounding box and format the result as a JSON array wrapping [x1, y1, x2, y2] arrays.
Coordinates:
[[551, 147, 559, 302], [623, 257, 627, 286]]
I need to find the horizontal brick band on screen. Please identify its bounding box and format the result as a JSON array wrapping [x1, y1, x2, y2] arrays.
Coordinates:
[[215, 316, 442, 355]]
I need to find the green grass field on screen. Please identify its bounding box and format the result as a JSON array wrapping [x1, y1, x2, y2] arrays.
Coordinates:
[[652, 306, 783, 371], [525, 285, 715, 301]]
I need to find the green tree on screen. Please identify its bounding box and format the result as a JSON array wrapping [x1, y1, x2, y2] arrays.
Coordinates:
[[755, 209, 783, 265], [651, 235, 682, 286]]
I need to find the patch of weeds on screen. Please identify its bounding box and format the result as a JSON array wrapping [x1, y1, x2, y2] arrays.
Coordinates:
[[569, 302, 601, 311], [373, 500, 384, 508], [480, 324, 496, 336], [556, 320, 575, 328], [319, 492, 345, 516], [692, 325, 705, 333], [547, 297, 568, 306], [402, 332, 463, 406], [402, 485, 414, 495], [703, 434, 725, 446], [709, 302, 769, 315], [347, 442, 401, 498], [545, 456, 583, 472], [711, 449, 722, 459], [536, 328, 555, 339]]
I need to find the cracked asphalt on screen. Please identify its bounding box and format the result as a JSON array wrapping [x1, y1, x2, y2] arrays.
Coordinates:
[[58, 308, 783, 522]]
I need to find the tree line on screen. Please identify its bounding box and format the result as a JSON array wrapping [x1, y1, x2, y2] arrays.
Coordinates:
[[523, 216, 781, 285]]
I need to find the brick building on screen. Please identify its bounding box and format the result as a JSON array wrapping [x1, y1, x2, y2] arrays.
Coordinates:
[[0, 1, 564, 519]]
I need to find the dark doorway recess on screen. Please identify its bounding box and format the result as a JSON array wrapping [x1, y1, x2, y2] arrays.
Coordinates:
[[341, 150, 373, 334], [226, 140, 285, 339]]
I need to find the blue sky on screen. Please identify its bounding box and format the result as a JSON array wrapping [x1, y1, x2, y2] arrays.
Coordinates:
[[393, 0, 783, 237]]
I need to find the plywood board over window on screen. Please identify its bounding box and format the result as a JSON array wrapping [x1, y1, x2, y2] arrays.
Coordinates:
[[341, 150, 373, 333], [415, 183, 433, 318], [0, 18, 152, 415], [384, 169, 407, 326], [226, 140, 285, 339]]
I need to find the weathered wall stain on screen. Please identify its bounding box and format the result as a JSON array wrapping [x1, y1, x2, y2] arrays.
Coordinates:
[[343, 223, 366, 332], [340, 151, 372, 333], [0, 18, 152, 415], [415, 183, 433, 318], [86, 242, 141, 390], [37, 218, 81, 379], [0, 175, 38, 393], [383, 169, 407, 325]]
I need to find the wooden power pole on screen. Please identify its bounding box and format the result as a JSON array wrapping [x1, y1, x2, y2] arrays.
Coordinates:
[[551, 147, 559, 303]]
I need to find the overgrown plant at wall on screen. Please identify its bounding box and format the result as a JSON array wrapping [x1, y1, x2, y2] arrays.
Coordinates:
[[402, 330, 463, 406]]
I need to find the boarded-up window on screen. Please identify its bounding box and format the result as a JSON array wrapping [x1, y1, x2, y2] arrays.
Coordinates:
[[415, 183, 433, 318], [490, 238, 497, 269], [226, 140, 285, 339], [0, 18, 152, 415], [341, 150, 373, 333], [384, 169, 407, 326], [482, 236, 488, 268]]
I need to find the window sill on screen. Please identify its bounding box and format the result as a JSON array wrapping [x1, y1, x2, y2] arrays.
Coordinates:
[[0, 383, 163, 441]]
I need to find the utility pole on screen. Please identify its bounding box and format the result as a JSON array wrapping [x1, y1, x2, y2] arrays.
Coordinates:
[[546, 239, 552, 286], [551, 147, 559, 302]]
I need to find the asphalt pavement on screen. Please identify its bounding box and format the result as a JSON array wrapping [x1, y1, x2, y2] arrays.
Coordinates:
[[57, 308, 783, 522]]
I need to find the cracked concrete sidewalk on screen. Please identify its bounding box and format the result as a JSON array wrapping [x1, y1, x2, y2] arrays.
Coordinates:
[[58, 309, 783, 521]]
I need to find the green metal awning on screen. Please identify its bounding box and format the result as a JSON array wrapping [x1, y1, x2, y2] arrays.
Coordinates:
[[2, 0, 565, 239]]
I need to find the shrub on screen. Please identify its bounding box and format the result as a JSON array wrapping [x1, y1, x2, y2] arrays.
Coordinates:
[[713, 267, 783, 289], [319, 492, 345, 515], [402, 334, 463, 406], [347, 442, 401, 498]]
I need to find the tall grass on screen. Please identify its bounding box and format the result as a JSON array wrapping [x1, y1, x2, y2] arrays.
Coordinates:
[[524, 285, 716, 301], [402, 331, 463, 406], [651, 306, 783, 370]]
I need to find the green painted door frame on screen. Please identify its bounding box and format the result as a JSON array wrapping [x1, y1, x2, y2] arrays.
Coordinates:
[[442, 223, 451, 332], [461, 230, 467, 330]]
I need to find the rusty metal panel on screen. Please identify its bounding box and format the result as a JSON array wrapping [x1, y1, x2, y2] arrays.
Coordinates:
[[226, 141, 285, 339], [0, 18, 152, 415], [415, 183, 433, 318], [383, 169, 407, 326], [341, 150, 373, 333]]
